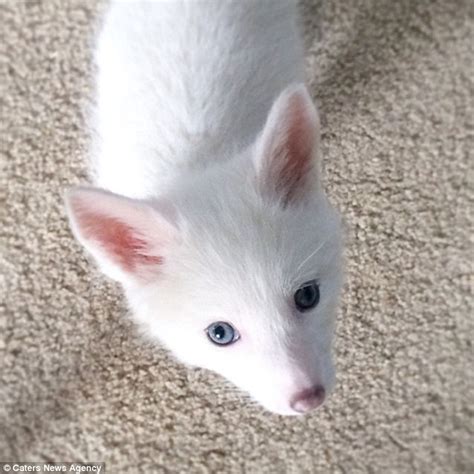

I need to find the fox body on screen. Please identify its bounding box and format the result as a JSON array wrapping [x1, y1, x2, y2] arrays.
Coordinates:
[[67, 0, 343, 415]]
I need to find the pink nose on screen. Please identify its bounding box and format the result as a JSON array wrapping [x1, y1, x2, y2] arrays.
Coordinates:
[[290, 385, 326, 413]]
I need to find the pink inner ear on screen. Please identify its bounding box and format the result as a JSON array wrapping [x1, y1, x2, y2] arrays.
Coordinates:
[[275, 103, 314, 201], [260, 87, 318, 205], [80, 211, 163, 272]]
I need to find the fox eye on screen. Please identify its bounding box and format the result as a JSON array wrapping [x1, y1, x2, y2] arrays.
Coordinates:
[[294, 280, 320, 311], [206, 321, 240, 346]]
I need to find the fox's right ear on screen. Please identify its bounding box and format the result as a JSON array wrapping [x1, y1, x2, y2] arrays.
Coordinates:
[[65, 187, 178, 284]]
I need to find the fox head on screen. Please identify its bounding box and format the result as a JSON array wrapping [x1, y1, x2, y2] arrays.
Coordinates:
[[66, 84, 343, 415]]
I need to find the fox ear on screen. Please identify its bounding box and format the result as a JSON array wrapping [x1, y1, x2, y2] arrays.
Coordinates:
[[254, 84, 321, 206], [65, 187, 178, 284]]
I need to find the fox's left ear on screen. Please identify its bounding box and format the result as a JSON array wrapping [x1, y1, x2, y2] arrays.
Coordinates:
[[253, 84, 321, 205]]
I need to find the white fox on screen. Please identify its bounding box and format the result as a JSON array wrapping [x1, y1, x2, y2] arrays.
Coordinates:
[[66, 0, 343, 415]]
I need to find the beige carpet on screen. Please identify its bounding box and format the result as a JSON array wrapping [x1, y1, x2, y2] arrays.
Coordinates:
[[2, 0, 473, 472]]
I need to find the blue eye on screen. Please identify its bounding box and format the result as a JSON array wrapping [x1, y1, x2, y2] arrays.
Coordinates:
[[206, 321, 239, 346], [294, 280, 320, 311]]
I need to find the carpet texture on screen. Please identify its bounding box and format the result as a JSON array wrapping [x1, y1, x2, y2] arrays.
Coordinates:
[[1, 0, 473, 472]]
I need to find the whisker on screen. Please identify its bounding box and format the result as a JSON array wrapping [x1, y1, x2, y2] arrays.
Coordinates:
[[295, 241, 326, 274]]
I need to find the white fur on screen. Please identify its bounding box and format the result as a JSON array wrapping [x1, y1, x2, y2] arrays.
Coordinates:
[[66, 0, 344, 415]]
